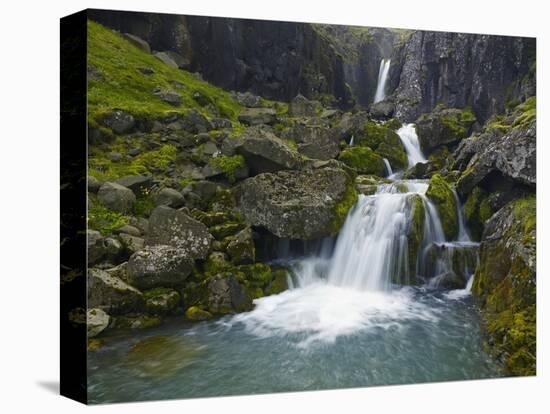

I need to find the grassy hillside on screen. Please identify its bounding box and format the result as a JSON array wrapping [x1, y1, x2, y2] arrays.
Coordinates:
[[87, 20, 242, 124]]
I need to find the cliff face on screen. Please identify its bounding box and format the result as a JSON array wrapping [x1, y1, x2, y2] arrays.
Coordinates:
[[88, 10, 355, 106], [392, 31, 535, 123], [89, 9, 535, 120]]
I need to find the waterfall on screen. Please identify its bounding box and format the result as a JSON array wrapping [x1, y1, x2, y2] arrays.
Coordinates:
[[453, 189, 472, 242], [374, 59, 391, 103], [396, 124, 427, 167], [383, 158, 393, 176]]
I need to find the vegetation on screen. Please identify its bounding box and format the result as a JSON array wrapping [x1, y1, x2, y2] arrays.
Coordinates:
[[88, 199, 128, 235], [426, 174, 458, 240], [209, 155, 246, 183], [338, 146, 385, 175]]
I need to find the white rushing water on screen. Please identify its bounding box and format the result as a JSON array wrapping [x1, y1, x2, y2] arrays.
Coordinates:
[[383, 158, 393, 176], [396, 124, 427, 167], [235, 123, 476, 346], [373, 59, 391, 103]]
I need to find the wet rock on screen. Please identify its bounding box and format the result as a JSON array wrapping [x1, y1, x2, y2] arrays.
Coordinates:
[[426, 174, 458, 240], [97, 182, 136, 214], [369, 100, 394, 119], [128, 245, 194, 289], [185, 306, 213, 321], [416, 106, 476, 152], [206, 275, 252, 314]]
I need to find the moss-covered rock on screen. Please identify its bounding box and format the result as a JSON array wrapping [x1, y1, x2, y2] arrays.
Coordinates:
[[405, 194, 425, 282], [114, 315, 162, 330], [143, 288, 180, 315], [426, 174, 458, 240], [267, 269, 289, 295], [472, 196, 536, 376], [338, 147, 385, 176], [185, 306, 213, 321], [463, 186, 494, 241], [416, 106, 476, 152], [354, 122, 408, 170], [226, 227, 255, 264]]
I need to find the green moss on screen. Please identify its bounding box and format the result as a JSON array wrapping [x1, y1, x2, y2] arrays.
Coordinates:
[[473, 196, 536, 376], [89, 144, 177, 181], [88, 338, 104, 352], [329, 174, 358, 235], [87, 21, 242, 123], [142, 287, 175, 300], [267, 269, 289, 295], [338, 147, 385, 175], [426, 174, 458, 240], [210, 222, 245, 240], [88, 200, 128, 235], [114, 315, 162, 330], [185, 306, 213, 321], [204, 252, 232, 275], [208, 155, 246, 183], [384, 118, 402, 131], [405, 195, 425, 283], [459, 107, 477, 123]]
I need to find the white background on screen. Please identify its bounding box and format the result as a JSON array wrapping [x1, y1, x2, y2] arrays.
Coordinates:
[[0, 0, 547, 412]]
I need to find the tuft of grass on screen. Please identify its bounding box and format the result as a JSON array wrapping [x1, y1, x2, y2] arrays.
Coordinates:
[[209, 155, 246, 183], [88, 201, 128, 235]]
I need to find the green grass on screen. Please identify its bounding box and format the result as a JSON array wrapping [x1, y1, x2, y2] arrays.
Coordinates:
[[87, 20, 242, 124], [88, 144, 177, 181]]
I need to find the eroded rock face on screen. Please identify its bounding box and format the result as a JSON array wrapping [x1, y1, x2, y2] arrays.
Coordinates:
[[472, 196, 536, 376], [235, 167, 357, 239], [282, 124, 340, 161], [232, 127, 304, 174], [287, 94, 321, 117], [146, 206, 213, 259], [206, 275, 251, 314], [88, 268, 143, 314], [393, 31, 534, 123], [457, 121, 536, 198], [238, 108, 277, 126], [127, 245, 194, 289]]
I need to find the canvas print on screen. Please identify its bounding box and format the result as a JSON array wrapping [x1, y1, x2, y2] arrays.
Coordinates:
[[62, 8, 536, 404]]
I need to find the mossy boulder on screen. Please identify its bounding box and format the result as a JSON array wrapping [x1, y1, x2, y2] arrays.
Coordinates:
[[355, 122, 408, 170], [185, 306, 213, 321], [266, 269, 289, 295], [235, 167, 357, 239], [463, 186, 493, 241], [426, 174, 458, 240], [338, 147, 385, 176], [97, 182, 136, 214], [143, 288, 180, 315], [405, 194, 425, 282], [472, 196, 536, 376], [416, 106, 476, 152], [226, 227, 255, 264], [114, 315, 162, 330]]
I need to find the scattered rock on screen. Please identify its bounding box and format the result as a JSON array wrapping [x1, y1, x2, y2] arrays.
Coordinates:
[[128, 245, 194, 289], [287, 94, 321, 117], [153, 188, 185, 208], [98, 110, 135, 134], [115, 224, 141, 237], [153, 51, 179, 68], [146, 206, 213, 259], [87, 176, 102, 193], [97, 182, 136, 213], [233, 91, 262, 107], [181, 109, 214, 134], [87, 268, 143, 314], [232, 126, 304, 174], [119, 233, 145, 255], [338, 147, 385, 176], [369, 100, 395, 119], [154, 89, 182, 106], [206, 275, 252, 314], [238, 108, 277, 126], [115, 174, 153, 195]]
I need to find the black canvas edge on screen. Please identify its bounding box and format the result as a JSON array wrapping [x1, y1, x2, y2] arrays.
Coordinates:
[[60, 9, 88, 405]]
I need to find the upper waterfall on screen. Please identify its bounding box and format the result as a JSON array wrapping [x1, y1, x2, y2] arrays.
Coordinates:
[[374, 59, 391, 103]]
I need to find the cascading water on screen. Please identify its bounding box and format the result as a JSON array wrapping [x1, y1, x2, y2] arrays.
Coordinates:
[[88, 122, 501, 403], [383, 158, 393, 176], [397, 123, 427, 167], [373, 59, 391, 103]]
